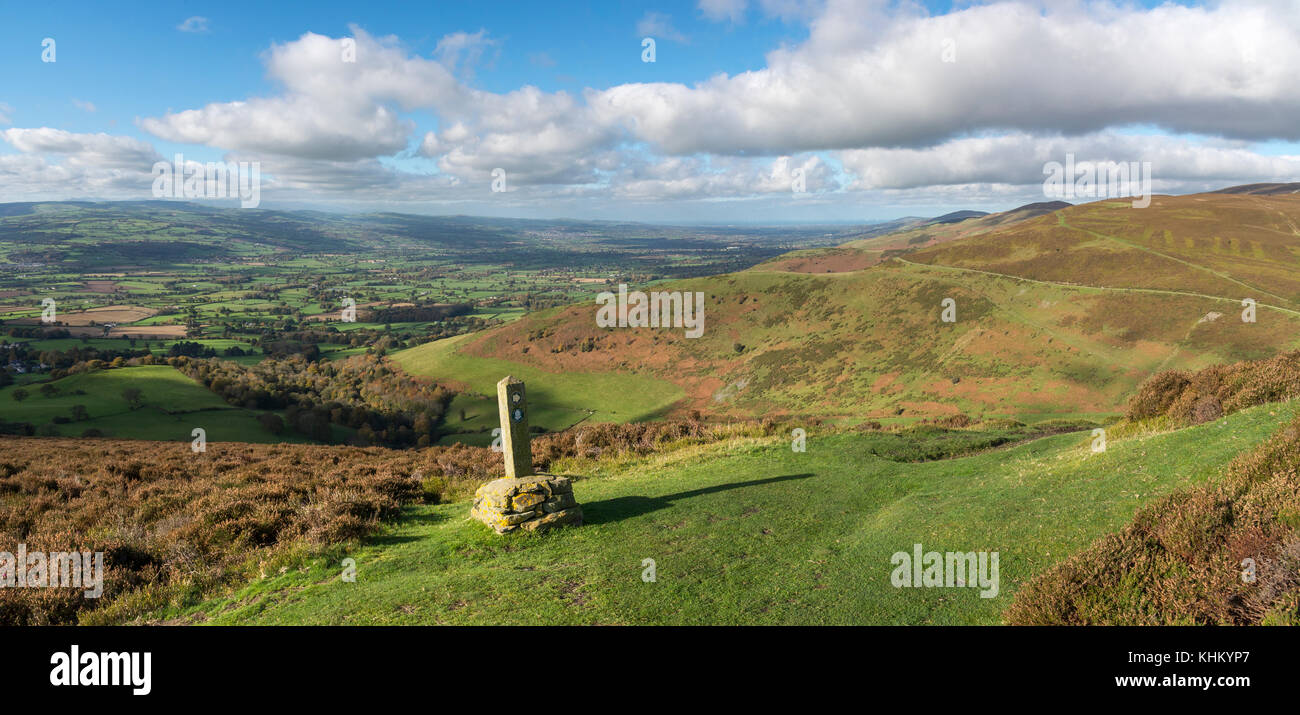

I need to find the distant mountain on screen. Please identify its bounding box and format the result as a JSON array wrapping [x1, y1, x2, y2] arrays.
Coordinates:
[[926, 210, 990, 225], [1006, 200, 1072, 215], [1213, 182, 1300, 196]]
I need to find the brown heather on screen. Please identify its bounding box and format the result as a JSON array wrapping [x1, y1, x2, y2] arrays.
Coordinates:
[[1007, 354, 1300, 625], [1125, 350, 1300, 425], [0, 417, 774, 624]]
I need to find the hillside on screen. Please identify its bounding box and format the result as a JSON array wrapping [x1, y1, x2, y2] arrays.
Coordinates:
[[908, 191, 1300, 303], [396, 190, 1300, 424], [755, 200, 1069, 275], [162, 403, 1291, 625], [0, 365, 304, 443], [1010, 351, 1300, 624]]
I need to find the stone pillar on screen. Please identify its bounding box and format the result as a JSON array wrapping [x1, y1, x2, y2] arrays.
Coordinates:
[[471, 376, 583, 534], [497, 376, 533, 478]]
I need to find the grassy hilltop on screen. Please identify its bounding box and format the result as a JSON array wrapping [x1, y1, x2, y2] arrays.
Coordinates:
[[157, 402, 1294, 625]]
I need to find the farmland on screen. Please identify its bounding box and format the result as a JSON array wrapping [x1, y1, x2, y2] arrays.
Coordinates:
[[1, 201, 847, 445]]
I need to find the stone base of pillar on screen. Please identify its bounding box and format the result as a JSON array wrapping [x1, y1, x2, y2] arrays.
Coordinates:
[[471, 474, 583, 534]]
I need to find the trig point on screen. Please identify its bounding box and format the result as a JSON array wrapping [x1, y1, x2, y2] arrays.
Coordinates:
[[471, 376, 584, 534]]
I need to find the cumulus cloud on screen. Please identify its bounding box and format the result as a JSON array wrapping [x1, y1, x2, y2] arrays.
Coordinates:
[[595, 0, 1300, 156], [2, 128, 161, 169], [612, 154, 836, 200], [838, 132, 1300, 190], [139, 29, 468, 161], [61, 1, 1300, 211], [0, 129, 163, 199]]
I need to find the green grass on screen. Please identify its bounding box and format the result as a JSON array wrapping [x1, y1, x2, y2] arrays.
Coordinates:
[[393, 333, 685, 429], [0, 365, 306, 443], [169, 402, 1292, 625]]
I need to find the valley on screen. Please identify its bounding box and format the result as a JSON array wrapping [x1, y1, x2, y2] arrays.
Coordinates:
[[4, 185, 1300, 627]]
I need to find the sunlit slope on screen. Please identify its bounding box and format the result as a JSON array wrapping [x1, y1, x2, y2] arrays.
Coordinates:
[[754, 201, 1069, 274], [397, 190, 1300, 422], [392, 333, 686, 431], [178, 402, 1292, 625], [397, 257, 1300, 421], [909, 192, 1300, 305]]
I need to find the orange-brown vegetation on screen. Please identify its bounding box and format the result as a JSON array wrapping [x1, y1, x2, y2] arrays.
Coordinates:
[[0, 417, 777, 624], [1007, 354, 1300, 625], [1126, 350, 1300, 424]]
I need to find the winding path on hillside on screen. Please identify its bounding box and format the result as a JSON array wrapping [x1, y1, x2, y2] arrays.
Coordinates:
[[891, 257, 1300, 319], [1054, 213, 1296, 306]]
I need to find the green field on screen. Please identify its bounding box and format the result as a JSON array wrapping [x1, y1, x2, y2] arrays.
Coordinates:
[[394, 333, 686, 434], [166, 402, 1292, 625], [0, 365, 300, 443]]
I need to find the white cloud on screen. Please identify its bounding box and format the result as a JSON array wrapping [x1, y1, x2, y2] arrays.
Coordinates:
[[595, 0, 1300, 155], [71, 98, 97, 113], [699, 0, 748, 23], [0, 129, 163, 200], [612, 154, 836, 200], [434, 29, 499, 79], [58, 1, 1300, 212], [0, 103, 12, 125], [2, 128, 160, 169], [838, 131, 1300, 190], [637, 12, 689, 43], [177, 16, 209, 34], [139, 29, 467, 161]]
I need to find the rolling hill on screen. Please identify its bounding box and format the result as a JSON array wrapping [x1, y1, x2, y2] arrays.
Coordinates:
[[396, 188, 1300, 424]]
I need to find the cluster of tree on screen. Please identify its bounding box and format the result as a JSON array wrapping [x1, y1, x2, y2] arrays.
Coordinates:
[[173, 354, 453, 447], [2, 341, 153, 371], [260, 340, 322, 360], [4, 326, 68, 340], [366, 303, 472, 323], [165, 341, 218, 358]]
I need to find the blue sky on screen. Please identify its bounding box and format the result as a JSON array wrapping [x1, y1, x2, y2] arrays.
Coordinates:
[[1, 1, 812, 144], [1, 0, 1298, 223]]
